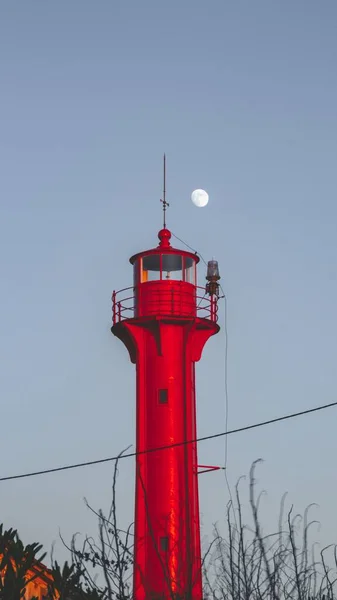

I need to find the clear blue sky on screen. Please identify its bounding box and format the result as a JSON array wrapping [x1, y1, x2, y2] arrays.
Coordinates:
[[1, 0, 337, 563]]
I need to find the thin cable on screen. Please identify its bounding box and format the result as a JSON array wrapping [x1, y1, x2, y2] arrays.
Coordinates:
[[220, 289, 237, 525], [171, 232, 208, 267], [1, 401, 336, 483], [171, 231, 228, 455], [222, 290, 229, 469], [171, 232, 231, 473], [170, 231, 209, 313]]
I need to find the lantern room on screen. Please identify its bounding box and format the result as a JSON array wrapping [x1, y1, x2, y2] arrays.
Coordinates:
[[130, 228, 199, 319]]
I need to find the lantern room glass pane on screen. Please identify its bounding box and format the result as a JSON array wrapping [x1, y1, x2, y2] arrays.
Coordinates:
[[184, 256, 196, 285], [135, 254, 196, 283], [162, 254, 183, 280], [141, 255, 161, 282], [133, 259, 141, 285]]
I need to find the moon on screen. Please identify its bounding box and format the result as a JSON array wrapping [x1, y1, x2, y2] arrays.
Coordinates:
[[191, 189, 209, 208]]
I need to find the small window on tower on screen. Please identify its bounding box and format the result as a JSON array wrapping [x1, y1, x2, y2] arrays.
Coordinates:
[[158, 389, 168, 404], [160, 536, 169, 552]]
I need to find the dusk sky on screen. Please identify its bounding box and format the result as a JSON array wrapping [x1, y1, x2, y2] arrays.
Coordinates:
[[1, 1, 337, 563]]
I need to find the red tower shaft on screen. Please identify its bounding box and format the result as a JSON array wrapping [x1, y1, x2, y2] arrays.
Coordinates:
[[112, 228, 219, 599]]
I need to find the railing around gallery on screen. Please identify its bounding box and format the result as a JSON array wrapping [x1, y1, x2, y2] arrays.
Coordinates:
[[112, 284, 218, 326]]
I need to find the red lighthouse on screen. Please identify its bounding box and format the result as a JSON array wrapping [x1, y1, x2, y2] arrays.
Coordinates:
[[111, 194, 220, 599]]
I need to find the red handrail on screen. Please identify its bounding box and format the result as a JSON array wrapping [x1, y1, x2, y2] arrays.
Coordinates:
[[111, 285, 218, 325]]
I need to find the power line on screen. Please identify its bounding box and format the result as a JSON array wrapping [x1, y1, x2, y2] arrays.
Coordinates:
[[1, 400, 336, 483]]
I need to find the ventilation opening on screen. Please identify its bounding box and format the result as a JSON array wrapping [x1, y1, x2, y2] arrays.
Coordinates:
[[160, 536, 169, 552], [158, 389, 168, 404]]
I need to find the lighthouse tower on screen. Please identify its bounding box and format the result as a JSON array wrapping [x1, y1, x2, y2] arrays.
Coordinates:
[[111, 197, 220, 599]]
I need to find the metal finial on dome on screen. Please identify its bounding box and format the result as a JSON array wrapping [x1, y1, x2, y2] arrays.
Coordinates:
[[160, 153, 169, 228], [158, 227, 171, 248]]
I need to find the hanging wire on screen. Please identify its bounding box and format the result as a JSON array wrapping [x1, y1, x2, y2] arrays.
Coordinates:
[[171, 232, 208, 267], [217, 285, 238, 526]]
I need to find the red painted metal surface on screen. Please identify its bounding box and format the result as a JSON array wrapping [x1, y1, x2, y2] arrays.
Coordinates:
[[112, 284, 218, 326], [197, 465, 223, 475], [111, 228, 220, 599]]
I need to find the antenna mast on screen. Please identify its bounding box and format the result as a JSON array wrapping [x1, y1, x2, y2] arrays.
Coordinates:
[[160, 153, 169, 228]]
